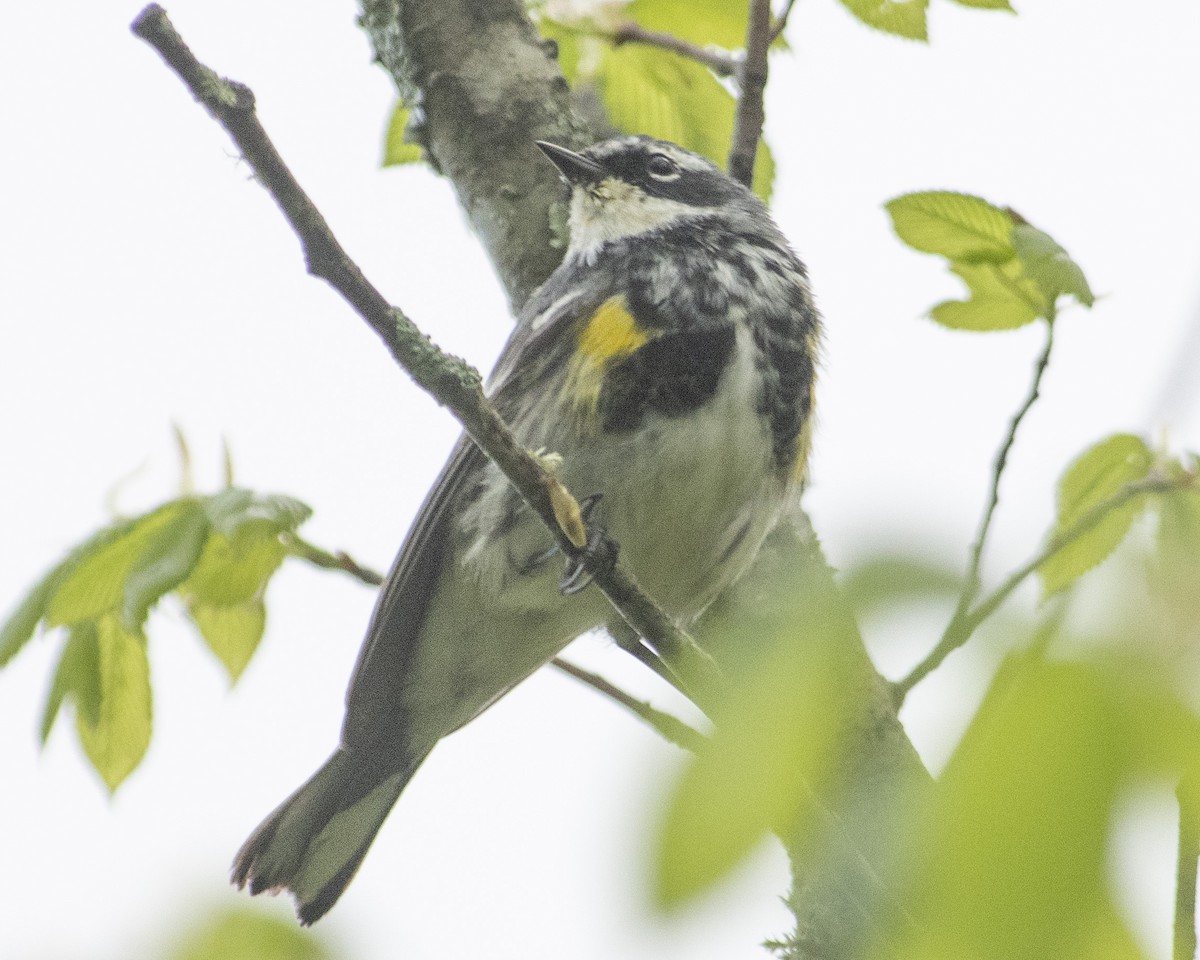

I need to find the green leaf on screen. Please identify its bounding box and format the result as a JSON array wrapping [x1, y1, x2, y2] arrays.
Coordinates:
[[886, 191, 1015, 263], [121, 499, 210, 631], [837, 0, 929, 41], [1012, 223, 1095, 309], [654, 562, 859, 906], [382, 101, 423, 166], [168, 905, 333, 960], [1040, 434, 1154, 596], [188, 600, 266, 683], [44, 501, 197, 629], [1, 570, 59, 667], [40, 622, 101, 743], [624, 0, 751, 50], [594, 43, 775, 201], [534, 17, 583, 85], [202, 489, 311, 539], [1152, 487, 1200, 626], [75, 617, 152, 793], [839, 553, 963, 616], [930, 258, 1045, 331], [897, 654, 1188, 960], [182, 532, 286, 608]]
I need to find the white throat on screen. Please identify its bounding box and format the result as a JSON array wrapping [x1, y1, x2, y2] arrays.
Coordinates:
[[567, 177, 710, 263]]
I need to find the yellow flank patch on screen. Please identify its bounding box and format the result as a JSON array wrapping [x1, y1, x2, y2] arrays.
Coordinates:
[[565, 296, 649, 425], [578, 296, 648, 362]]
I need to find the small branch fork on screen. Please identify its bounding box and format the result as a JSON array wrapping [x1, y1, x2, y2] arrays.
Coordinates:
[[130, 4, 723, 706], [284, 536, 705, 751], [893, 471, 1189, 702], [609, 0, 796, 81]]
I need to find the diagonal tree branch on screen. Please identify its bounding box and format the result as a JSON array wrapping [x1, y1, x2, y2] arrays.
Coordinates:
[[131, 3, 723, 706]]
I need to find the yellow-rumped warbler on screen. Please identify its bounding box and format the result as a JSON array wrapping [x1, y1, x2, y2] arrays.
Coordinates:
[[232, 135, 821, 923]]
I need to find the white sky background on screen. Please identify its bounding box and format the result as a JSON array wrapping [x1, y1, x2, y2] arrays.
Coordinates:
[[2, 2, 1199, 959]]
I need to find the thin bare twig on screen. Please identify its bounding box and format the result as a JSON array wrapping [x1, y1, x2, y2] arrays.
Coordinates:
[[727, 0, 772, 188], [131, 3, 724, 707], [770, 0, 799, 44], [550, 658, 706, 752], [284, 535, 384, 587], [610, 21, 738, 77], [941, 321, 1055, 655]]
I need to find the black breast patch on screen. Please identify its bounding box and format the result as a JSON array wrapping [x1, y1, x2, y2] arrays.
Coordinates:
[[598, 325, 736, 433]]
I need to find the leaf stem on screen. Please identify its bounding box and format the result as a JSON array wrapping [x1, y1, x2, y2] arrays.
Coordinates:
[[284, 535, 384, 587]]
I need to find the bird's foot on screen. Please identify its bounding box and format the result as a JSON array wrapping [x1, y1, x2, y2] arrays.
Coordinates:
[[559, 495, 618, 596]]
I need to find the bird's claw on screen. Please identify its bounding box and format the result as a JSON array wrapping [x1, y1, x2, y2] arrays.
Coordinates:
[[558, 495, 617, 596]]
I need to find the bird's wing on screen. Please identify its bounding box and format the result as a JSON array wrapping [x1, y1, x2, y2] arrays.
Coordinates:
[[339, 267, 613, 752], [339, 435, 484, 751]]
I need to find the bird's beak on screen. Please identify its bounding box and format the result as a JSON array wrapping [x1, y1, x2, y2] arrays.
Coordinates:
[[535, 141, 605, 185]]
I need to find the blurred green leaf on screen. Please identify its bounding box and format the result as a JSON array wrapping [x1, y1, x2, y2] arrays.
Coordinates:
[[75, 616, 152, 793], [44, 502, 197, 629], [189, 600, 267, 683], [838, 0, 929, 42], [655, 563, 859, 906], [40, 622, 101, 743], [594, 43, 775, 201], [168, 905, 334, 960], [121, 499, 210, 631], [895, 653, 1194, 960], [839, 553, 962, 615], [887, 191, 1014, 263], [382, 101, 423, 166], [1012, 222, 1095, 309], [1040, 434, 1154, 596], [1, 568, 60, 667], [1153, 487, 1200, 627], [183, 533, 286, 608], [624, 0, 751, 49], [203, 489, 311, 540], [535, 17, 583, 84]]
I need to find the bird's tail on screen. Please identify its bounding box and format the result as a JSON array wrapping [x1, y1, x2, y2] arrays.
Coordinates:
[[231, 747, 421, 924]]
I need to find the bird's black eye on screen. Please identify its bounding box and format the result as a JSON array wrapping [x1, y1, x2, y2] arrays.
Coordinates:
[[646, 153, 679, 179]]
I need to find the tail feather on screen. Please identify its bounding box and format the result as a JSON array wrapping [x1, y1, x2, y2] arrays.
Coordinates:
[[232, 748, 421, 924]]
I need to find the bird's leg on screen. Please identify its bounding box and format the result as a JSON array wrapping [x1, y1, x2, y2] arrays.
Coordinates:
[[558, 495, 618, 595], [517, 493, 615, 589]]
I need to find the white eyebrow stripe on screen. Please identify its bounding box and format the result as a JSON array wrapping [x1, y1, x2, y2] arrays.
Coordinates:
[[530, 289, 583, 331]]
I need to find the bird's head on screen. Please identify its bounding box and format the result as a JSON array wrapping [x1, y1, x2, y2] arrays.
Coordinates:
[[536, 136, 759, 258]]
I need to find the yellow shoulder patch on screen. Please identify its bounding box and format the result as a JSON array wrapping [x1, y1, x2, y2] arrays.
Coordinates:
[[577, 295, 649, 362], [564, 295, 650, 427]]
